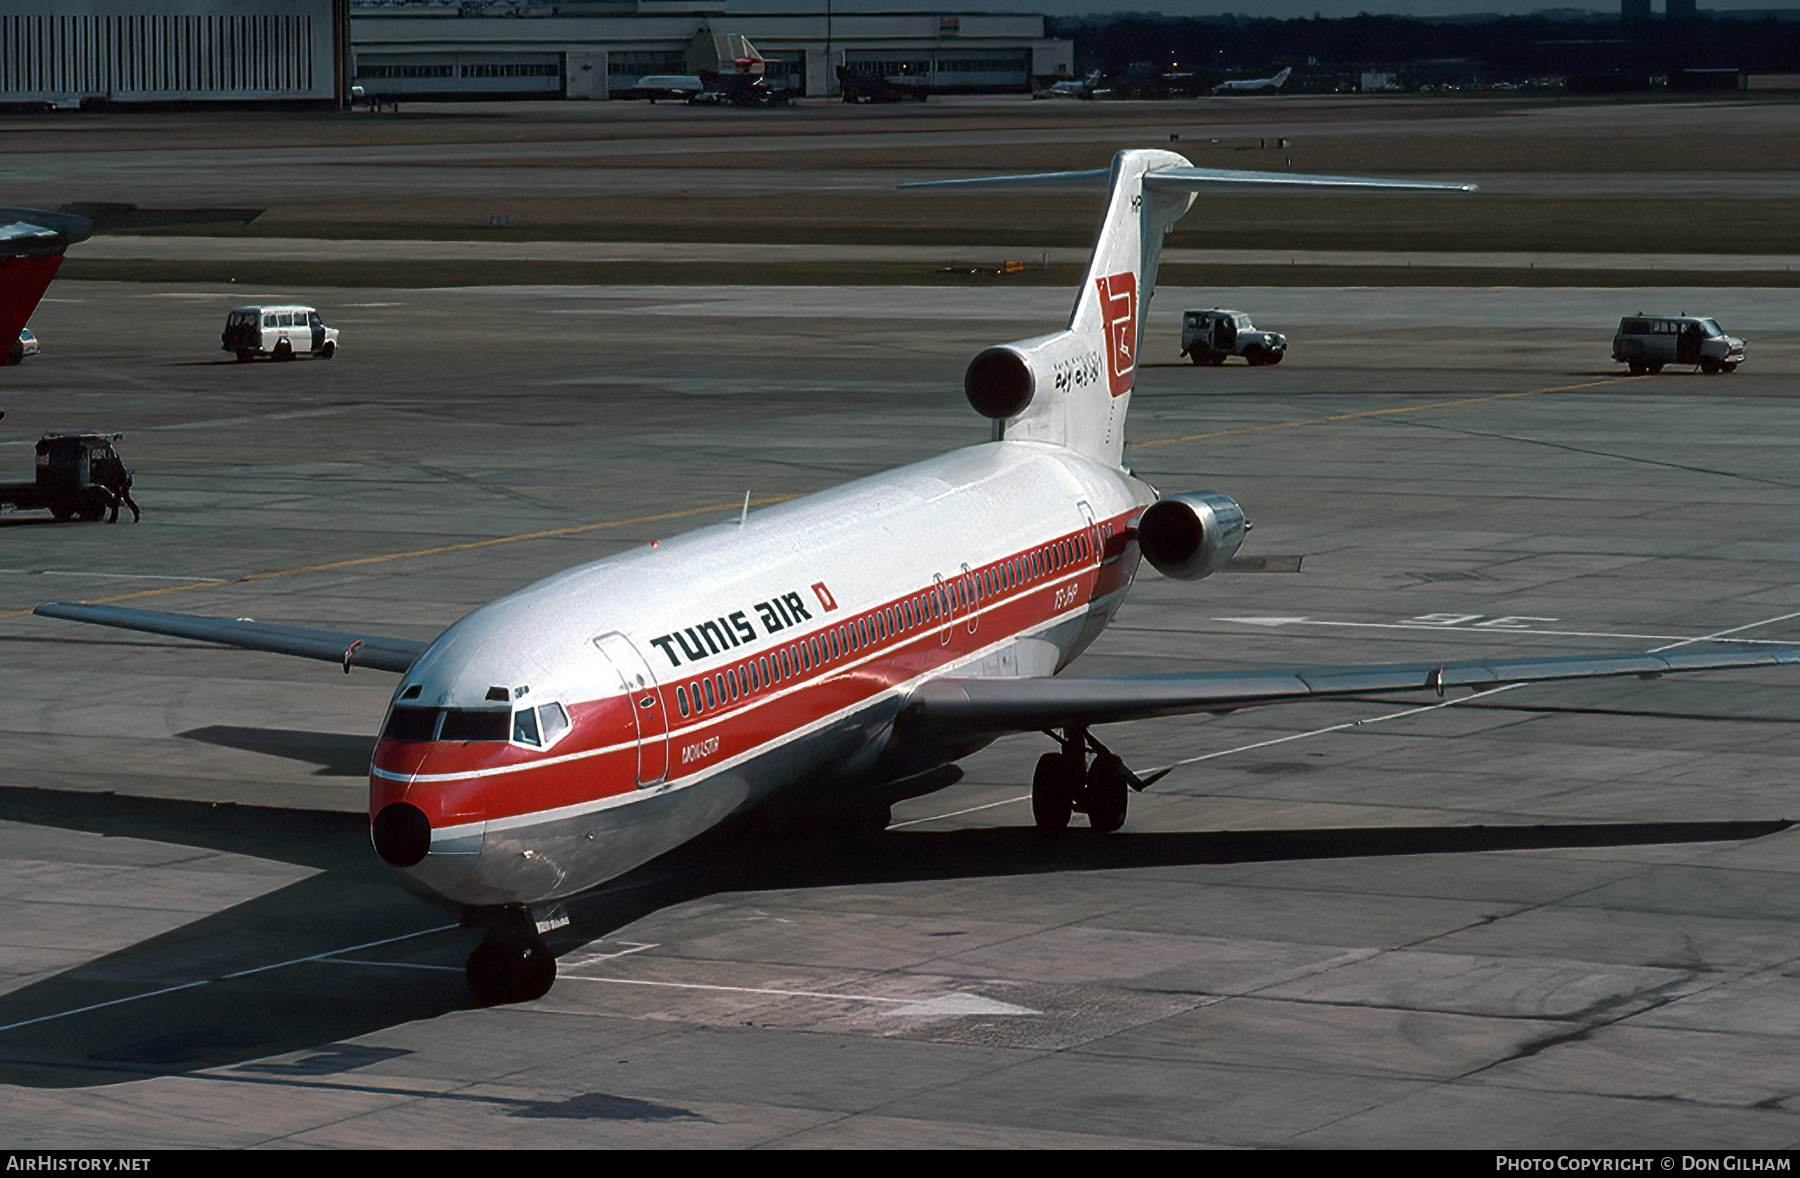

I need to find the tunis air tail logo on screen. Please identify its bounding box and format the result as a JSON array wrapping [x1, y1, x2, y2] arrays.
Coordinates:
[[1095, 272, 1137, 397]]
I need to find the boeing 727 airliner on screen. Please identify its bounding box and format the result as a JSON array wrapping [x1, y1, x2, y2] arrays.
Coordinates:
[[36, 151, 1800, 1004]]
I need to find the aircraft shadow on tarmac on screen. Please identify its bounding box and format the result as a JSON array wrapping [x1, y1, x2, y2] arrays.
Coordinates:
[[0, 782, 1787, 1089], [178, 725, 375, 778]]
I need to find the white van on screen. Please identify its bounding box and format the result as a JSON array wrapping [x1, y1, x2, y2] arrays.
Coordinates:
[[221, 305, 339, 362], [1611, 314, 1744, 375]]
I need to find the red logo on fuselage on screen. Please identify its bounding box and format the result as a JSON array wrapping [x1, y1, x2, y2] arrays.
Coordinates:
[[1095, 272, 1137, 397]]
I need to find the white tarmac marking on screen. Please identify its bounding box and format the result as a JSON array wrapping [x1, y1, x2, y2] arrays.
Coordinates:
[[561, 973, 1037, 1016], [137, 405, 383, 433], [890, 797, 1021, 828], [1215, 616, 1797, 646], [560, 942, 657, 967], [1647, 610, 1800, 654], [0, 924, 458, 1033]]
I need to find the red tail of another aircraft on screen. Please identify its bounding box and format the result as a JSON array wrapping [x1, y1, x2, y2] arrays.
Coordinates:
[[0, 209, 92, 360]]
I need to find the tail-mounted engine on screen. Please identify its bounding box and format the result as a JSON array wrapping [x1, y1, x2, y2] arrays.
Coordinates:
[[1137, 492, 1248, 580], [965, 346, 1035, 420], [964, 329, 1096, 421]]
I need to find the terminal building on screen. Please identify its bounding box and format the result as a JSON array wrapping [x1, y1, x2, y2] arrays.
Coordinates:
[[0, 0, 1069, 107], [0, 0, 347, 106], [351, 2, 1069, 100]]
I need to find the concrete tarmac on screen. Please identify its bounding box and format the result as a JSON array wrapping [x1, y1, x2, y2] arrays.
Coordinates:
[[1, 278, 1799, 1148]]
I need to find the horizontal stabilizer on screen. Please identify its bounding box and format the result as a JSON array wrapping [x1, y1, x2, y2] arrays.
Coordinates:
[[902, 646, 1800, 737], [33, 602, 428, 674], [1142, 166, 1474, 193], [901, 165, 1473, 194], [898, 168, 1109, 189]]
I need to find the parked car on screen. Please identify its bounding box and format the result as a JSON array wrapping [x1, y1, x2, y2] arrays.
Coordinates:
[[4, 327, 38, 365], [222, 305, 339, 362], [1181, 308, 1286, 366], [1612, 314, 1744, 375]]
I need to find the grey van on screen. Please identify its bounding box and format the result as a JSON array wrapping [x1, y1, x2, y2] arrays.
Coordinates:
[[1612, 315, 1744, 375]]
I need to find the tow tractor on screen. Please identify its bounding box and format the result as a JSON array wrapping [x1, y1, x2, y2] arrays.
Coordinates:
[[0, 433, 134, 521]]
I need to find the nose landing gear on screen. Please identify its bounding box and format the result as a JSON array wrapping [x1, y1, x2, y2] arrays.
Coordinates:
[[1031, 729, 1168, 833], [465, 905, 560, 1006]]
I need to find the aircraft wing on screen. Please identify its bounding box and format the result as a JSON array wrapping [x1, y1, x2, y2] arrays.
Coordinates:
[[33, 602, 429, 674], [902, 646, 1800, 738]]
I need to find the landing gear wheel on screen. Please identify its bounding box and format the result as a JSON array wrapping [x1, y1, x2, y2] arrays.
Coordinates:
[[1700, 357, 1722, 374], [1084, 753, 1130, 834], [1032, 752, 1080, 831], [466, 931, 556, 1006]]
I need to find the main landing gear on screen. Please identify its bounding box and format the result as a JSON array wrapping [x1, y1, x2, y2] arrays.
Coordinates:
[[1031, 729, 1169, 833], [465, 905, 559, 1006]]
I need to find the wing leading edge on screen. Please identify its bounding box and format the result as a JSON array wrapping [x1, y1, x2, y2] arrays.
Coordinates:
[[902, 646, 1800, 739], [32, 602, 429, 674]]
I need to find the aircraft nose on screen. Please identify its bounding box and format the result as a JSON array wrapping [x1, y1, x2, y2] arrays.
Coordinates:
[[372, 801, 432, 867]]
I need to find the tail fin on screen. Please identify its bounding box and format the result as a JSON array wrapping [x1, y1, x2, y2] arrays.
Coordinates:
[[910, 152, 1472, 468], [0, 208, 90, 359]]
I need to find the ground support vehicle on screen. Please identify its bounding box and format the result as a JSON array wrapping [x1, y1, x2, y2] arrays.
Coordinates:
[[222, 305, 339, 362], [1181, 308, 1286, 366], [1612, 315, 1745, 375], [0, 433, 133, 521]]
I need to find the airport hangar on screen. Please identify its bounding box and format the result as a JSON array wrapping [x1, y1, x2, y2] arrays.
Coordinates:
[[0, 0, 1072, 106]]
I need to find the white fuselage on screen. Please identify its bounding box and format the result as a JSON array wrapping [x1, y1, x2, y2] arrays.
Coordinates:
[[370, 439, 1153, 907]]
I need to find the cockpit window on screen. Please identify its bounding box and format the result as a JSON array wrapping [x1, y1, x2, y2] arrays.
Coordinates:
[[439, 708, 510, 742], [508, 701, 571, 749], [383, 705, 515, 743], [383, 706, 440, 742]]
